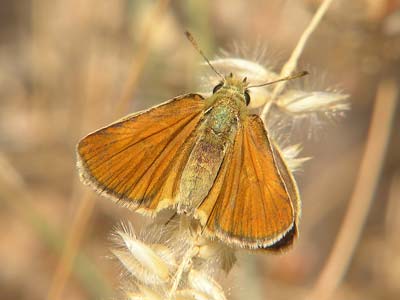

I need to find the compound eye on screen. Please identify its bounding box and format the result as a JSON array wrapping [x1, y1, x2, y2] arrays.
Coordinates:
[[244, 90, 251, 106], [212, 82, 224, 94]]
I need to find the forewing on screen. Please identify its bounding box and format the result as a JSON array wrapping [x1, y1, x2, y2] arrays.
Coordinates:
[[77, 94, 205, 215], [197, 114, 296, 249]]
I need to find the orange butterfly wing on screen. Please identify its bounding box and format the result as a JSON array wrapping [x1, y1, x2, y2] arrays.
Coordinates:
[[197, 114, 297, 249], [77, 94, 205, 215], [263, 137, 301, 251]]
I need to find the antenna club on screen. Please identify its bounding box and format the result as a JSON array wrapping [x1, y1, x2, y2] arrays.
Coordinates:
[[297, 71, 309, 77], [184, 31, 196, 45], [184, 30, 224, 81]]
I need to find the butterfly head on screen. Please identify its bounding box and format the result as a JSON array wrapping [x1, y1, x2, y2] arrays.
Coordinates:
[[212, 73, 251, 106]]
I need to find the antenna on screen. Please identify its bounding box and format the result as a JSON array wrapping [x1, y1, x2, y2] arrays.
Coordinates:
[[248, 71, 309, 88], [185, 31, 224, 81]]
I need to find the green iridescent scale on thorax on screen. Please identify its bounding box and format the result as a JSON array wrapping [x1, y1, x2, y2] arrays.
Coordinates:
[[177, 77, 248, 213]]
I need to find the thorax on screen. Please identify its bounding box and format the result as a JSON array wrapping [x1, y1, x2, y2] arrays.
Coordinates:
[[205, 91, 246, 136]]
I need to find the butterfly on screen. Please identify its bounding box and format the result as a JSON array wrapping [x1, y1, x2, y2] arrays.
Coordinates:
[[77, 33, 304, 251]]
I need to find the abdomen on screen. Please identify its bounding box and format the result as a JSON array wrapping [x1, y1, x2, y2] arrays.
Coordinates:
[[177, 103, 238, 213]]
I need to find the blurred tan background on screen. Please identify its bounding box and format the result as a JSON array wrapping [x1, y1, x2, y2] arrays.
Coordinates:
[[0, 0, 399, 299]]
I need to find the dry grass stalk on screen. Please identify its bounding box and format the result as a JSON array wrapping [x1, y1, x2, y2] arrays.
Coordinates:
[[262, 0, 335, 119], [307, 79, 398, 300], [46, 189, 94, 300], [116, 0, 171, 116]]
